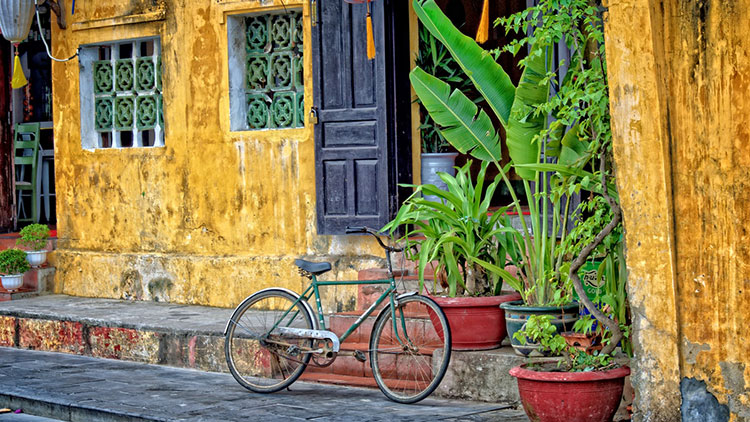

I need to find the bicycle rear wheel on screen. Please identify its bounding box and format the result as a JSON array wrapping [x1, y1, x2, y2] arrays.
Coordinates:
[[369, 294, 451, 403], [224, 288, 315, 393]]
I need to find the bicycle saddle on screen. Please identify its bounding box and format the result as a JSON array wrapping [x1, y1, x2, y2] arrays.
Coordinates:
[[294, 259, 331, 275]]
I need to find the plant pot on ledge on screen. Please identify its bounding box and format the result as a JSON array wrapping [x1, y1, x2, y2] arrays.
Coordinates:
[[430, 292, 521, 350], [421, 153, 458, 202], [25, 250, 48, 268], [510, 363, 630, 422], [500, 300, 580, 356], [0, 273, 24, 291], [17, 224, 51, 268]]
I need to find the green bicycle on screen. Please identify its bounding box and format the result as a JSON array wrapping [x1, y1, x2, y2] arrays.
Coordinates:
[[224, 227, 452, 404]]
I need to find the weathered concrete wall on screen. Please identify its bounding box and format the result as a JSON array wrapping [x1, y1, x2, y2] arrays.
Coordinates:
[[606, 1, 750, 420], [48, 0, 385, 310]]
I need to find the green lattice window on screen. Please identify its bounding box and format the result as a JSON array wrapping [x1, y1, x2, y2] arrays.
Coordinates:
[[87, 38, 164, 148], [241, 11, 304, 130]]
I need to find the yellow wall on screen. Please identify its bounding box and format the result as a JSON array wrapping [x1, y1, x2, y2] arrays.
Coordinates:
[[606, 1, 750, 420], [49, 0, 386, 309]]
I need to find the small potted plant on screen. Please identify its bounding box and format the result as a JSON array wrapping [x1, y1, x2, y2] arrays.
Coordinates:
[[17, 223, 50, 267], [509, 312, 630, 422], [0, 248, 31, 291]]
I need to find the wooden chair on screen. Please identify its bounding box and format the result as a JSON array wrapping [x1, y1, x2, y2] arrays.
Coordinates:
[[14, 122, 41, 223]]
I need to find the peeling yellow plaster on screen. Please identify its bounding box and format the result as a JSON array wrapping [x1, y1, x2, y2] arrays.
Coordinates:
[[607, 0, 750, 420], [50, 0, 386, 311]]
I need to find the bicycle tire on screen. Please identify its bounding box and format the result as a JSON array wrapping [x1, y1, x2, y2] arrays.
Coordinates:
[[369, 294, 452, 403], [224, 288, 315, 393]]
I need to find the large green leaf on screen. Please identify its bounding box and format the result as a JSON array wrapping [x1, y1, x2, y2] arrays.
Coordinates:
[[413, 0, 516, 126], [505, 48, 551, 180], [410, 67, 503, 163]]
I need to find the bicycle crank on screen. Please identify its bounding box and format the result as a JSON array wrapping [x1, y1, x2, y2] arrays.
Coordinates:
[[277, 327, 341, 354]]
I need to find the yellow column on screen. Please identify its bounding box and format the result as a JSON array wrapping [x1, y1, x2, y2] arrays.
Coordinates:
[[604, 1, 681, 420]]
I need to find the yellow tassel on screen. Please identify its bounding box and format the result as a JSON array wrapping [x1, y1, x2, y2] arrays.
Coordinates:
[[366, 13, 376, 60], [475, 0, 489, 44], [11, 54, 28, 89]]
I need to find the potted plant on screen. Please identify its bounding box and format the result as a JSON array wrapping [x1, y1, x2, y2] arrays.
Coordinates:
[[0, 248, 31, 291], [489, 0, 631, 419], [382, 160, 522, 350], [410, 0, 582, 356], [16, 223, 50, 267], [509, 313, 630, 422]]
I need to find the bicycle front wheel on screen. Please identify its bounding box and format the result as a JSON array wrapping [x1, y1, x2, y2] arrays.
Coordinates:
[[369, 294, 451, 404], [224, 288, 315, 393]]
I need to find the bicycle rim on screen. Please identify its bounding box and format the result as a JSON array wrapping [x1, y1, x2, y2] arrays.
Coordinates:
[[225, 289, 314, 393], [369, 295, 451, 403]]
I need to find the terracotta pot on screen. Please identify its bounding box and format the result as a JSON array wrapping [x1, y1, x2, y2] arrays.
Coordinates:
[[430, 293, 521, 350], [560, 331, 603, 354], [510, 363, 630, 422]]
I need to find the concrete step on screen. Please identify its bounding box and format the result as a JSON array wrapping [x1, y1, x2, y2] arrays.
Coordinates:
[[0, 295, 532, 405]]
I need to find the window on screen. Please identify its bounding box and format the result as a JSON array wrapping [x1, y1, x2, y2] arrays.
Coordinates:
[[228, 10, 304, 131], [79, 38, 164, 149]]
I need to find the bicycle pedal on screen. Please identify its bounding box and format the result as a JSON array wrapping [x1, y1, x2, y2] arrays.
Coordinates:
[[354, 350, 366, 362]]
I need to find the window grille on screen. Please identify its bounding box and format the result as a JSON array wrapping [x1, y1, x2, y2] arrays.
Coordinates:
[[82, 38, 164, 149], [240, 11, 304, 130]]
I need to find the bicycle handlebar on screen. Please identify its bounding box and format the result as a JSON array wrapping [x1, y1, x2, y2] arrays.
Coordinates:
[[345, 226, 404, 253]]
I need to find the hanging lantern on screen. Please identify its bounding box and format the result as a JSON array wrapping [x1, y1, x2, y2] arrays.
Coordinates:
[[0, 0, 35, 89], [343, 0, 375, 60], [0, 0, 35, 43]]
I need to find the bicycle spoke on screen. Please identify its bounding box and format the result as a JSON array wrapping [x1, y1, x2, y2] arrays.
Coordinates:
[[369, 295, 451, 404], [225, 289, 314, 393]]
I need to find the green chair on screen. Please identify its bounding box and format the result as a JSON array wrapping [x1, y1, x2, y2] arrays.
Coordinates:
[[14, 122, 40, 223]]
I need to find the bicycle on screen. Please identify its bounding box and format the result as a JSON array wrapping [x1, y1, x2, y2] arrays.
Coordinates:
[[223, 226, 452, 404]]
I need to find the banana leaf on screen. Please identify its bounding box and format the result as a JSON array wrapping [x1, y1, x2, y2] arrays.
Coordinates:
[[412, 0, 515, 126], [410, 67, 503, 163]]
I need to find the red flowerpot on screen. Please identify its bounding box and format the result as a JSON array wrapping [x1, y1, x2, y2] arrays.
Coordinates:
[[430, 293, 521, 350], [509, 363, 631, 422]]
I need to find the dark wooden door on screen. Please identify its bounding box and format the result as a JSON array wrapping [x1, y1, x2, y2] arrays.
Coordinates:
[[312, 0, 394, 235]]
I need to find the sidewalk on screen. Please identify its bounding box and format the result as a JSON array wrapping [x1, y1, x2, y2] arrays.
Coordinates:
[[0, 347, 527, 422], [0, 295, 528, 404]]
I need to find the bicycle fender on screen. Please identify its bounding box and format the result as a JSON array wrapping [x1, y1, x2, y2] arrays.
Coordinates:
[[223, 287, 318, 335]]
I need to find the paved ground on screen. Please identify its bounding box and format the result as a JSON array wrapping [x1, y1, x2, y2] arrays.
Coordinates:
[[0, 348, 528, 422], [0, 413, 63, 422]]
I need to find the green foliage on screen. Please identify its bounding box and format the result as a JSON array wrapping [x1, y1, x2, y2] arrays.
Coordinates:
[[515, 314, 614, 371], [382, 161, 522, 297], [17, 224, 50, 251], [0, 248, 31, 275], [498, 0, 633, 349], [415, 25, 475, 153], [409, 0, 574, 306], [513, 314, 568, 356]]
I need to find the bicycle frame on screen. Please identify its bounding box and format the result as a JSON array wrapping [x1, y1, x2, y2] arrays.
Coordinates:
[[259, 228, 415, 351], [304, 275, 397, 343], [264, 273, 415, 351]]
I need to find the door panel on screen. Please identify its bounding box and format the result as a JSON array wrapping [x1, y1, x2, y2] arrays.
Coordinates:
[[312, 0, 390, 234]]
